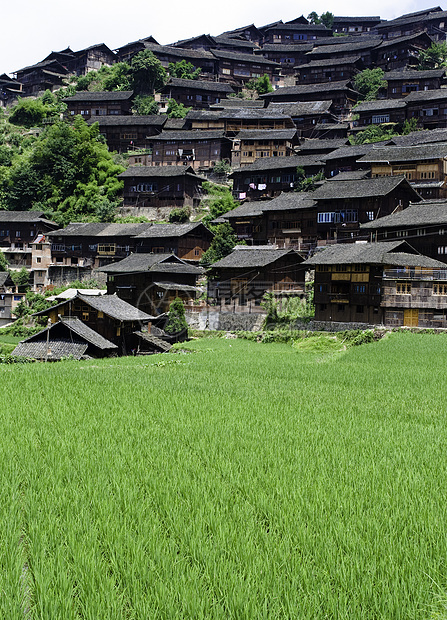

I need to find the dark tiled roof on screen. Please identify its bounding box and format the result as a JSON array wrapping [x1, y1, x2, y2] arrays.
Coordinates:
[[231, 154, 324, 173], [143, 43, 215, 61], [268, 101, 333, 116], [383, 68, 446, 80], [405, 89, 447, 103], [152, 130, 227, 141], [376, 9, 447, 29], [134, 222, 210, 239], [307, 39, 381, 56], [118, 166, 204, 180], [311, 175, 415, 199], [87, 115, 167, 127], [47, 222, 153, 238], [357, 143, 447, 163], [224, 192, 316, 218], [314, 123, 350, 130], [59, 317, 118, 350], [354, 99, 407, 112], [189, 108, 292, 121], [261, 81, 357, 98], [296, 55, 362, 68], [0, 272, 13, 287], [361, 201, 447, 229], [209, 98, 265, 109], [98, 253, 204, 275], [0, 211, 50, 222], [210, 49, 280, 66], [303, 241, 417, 265], [235, 128, 297, 140], [12, 341, 88, 360], [258, 44, 314, 52], [134, 331, 172, 352], [328, 170, 371, 181], [63, 91, 134, 102], [377, 32, 434, 49], [265, 23, 330, 32], [298, 138, 350, 152], [333, 16, 381, 23], [165, 78, 235, 93], [211, 247, 302, 268], [77, 293, 154, 321], [320, 143, 377, 161], [388, 128, 447, 146]]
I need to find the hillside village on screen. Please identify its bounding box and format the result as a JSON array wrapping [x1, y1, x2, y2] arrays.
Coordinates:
[[3, 6, 447, 357]]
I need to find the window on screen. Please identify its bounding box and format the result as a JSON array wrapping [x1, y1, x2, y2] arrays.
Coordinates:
[[396, 282, 411, 294], [372, 114, 390, 124], [366, 211, 374, 221], [36, 257, 41, 263], [353, 284, 366, 294], [433, 283, 447, 295], [222, 68, 231, 75]]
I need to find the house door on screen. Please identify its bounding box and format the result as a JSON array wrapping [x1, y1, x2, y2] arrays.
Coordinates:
[[404, 309, 419, 327]]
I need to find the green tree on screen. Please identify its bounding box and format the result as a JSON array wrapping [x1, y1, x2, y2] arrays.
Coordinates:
[[166, 98, 191, 118], [200, 222, 236, 266], [417, 42, 447, 70], [0, 251, 8, 271], [295, 166, 325, 191], [132, 95, 159, 115], [169, 207, 190, 223], [10, 267, 30, 291], [319, 11, 334, 29], [202, 182, 237, 226], [164, 297, 188, 334], [354, 68, 386, 101], [307, 11, 321, 24], [168, 60, 201, 80], [9, 98, 51, 128], [130, 50, 167, 94], [245, 74, 274, 96]]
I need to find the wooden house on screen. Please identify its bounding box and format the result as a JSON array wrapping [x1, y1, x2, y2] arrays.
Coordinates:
[[62, 44, 115, 75], [353, 99, 408, 128], [222, 192, 317, 252], [139, 43, 217, 79], [0, 74, 22, 107], [209, 49, 282, 89], [46, 221, 156, 273], [185, 108, 295, 133], [13, 59, 69, 95], [207, 246, 305, 310], [332, 16, 382, 34], [33, 292, 153, 355], [12, 317, 118, 360], [0, 272, 24, 327], [133, 222, 214, 261], [150, 130, 232, 170], [312, 123, 350, 139], [383, 68, 446, 99], [321, 143, 378, 177], [230, 154, 324, 200], [303, 240, 447, 326], [119, 166, 206, 211], [171, 34, 256, 55], [0, 211, 58, 272], [405, 89, 447, 129], [361, 200, 447, 260], [373, 32, 434, 71], [255, 44, 314, 77], [260, 81, 358, 117], [156, 78, 235, 111], [375, 8, 447, 41], [99, 253, 204, 315], [86, 115, 166, 153], [218, 24, 264, 47], [230, 128, 299, 167], [305, 37, 382, 68], [357, 143, 447, 200], [295, 55, 364, 85], [262, 21, 332, 44], [267, 101, 337, 138], [63, 91, 134, 119], [311, 175, 422, 243], [114, 36, 159, 63]]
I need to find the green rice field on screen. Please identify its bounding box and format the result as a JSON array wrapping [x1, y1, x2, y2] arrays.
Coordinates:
[[1, 331, 447, 619]]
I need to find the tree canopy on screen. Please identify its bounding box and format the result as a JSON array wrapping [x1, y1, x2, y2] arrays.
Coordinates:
[[354, 68, 386, 101], [417, 42, 447, 70], [168, 60, 201, 80], [0, 116, 124, 225]]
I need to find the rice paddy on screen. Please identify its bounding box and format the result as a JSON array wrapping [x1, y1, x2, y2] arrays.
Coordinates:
[[1, 331, 447, 619]]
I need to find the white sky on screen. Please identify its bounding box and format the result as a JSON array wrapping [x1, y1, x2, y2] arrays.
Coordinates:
[[1, 0, 440, 76]]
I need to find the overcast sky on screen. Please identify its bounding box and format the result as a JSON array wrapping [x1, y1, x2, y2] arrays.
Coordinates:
[[1, 0, 440, 76]]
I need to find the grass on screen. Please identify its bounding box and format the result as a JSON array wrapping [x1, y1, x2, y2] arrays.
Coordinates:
[[0, 332, 447, 618]]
